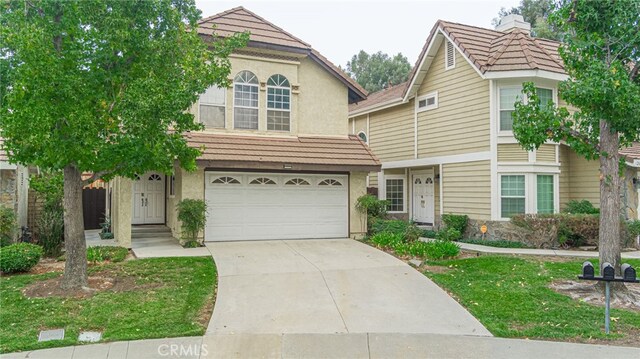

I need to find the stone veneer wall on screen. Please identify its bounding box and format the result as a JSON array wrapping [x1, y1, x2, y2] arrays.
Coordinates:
[[0, 169, 17, 212]]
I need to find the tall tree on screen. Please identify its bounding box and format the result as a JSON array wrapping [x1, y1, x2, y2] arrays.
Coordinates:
[[346, 50, 411, 93], [493, 0, 563, 40], [512, 0, 640, 277], [0, 0, 247, 289]]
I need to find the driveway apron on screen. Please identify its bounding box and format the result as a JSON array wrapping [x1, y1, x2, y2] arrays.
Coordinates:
[[205, 238, 491, 336]]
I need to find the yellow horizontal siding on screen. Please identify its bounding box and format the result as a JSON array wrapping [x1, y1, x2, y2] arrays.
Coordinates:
[[498, 144, 529, 162], [368, 171, 378, 188], [368, 100, 415, 162], [537, 144, 556, 163], [568, 148, 600, 207], [442, 160, 491, 220], [559, 145, 571, 209], [351, 115, 367, 136], [417, 43, 490, 157]]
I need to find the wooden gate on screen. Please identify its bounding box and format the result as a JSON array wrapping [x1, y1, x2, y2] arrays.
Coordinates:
[[83, 188, 106, 230]]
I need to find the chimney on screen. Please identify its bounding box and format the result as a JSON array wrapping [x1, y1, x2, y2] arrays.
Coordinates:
[[496, 14, 531, 35]]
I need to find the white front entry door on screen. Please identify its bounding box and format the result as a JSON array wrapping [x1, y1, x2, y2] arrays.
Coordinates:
[[132, 172, 165, 225], [412, 170, 435, 224], [204, 172, 349, 241]]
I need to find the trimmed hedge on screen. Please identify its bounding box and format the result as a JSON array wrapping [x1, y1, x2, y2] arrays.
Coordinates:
[[0, 243, 43, 273]]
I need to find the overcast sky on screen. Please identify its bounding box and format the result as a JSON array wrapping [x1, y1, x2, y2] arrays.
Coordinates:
[[195, 0, 521, 68]]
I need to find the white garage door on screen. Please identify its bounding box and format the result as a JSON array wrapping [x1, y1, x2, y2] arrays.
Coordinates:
[[204, 172, 348, 241]]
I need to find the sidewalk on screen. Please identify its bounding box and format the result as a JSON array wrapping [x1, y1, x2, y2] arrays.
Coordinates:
[[2, 333, 638, 359], [422, 238, 640, 259]]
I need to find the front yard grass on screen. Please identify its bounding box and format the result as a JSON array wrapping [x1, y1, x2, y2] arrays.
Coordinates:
[[0, 257, 216, 354], [424, 255, 640, 345]]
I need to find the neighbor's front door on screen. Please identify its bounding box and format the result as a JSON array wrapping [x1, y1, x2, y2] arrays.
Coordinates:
[[132, 172, 165, 225], [412, 171, 435, 224]]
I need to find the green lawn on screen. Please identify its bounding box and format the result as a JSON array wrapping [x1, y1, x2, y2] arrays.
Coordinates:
[[424, 256, 640, 344], [0, 257, 216, 354]]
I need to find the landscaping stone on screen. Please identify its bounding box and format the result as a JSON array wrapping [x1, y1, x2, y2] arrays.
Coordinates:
[[408, 259, 422, 267], [78, 331, 102, 342], [38, 329, 64, 342]]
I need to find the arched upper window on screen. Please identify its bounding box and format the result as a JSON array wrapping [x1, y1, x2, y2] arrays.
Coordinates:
[[357, 131, 367, 143], [267, 74, 291, 131], [234, 71, 259, 130]]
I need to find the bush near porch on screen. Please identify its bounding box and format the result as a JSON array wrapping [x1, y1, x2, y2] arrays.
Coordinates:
[[0, 257, 216, 354]]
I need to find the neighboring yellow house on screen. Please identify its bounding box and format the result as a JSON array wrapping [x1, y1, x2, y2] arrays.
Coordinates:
[[109, 7, 380, 246], [348, 15, 640, 235]]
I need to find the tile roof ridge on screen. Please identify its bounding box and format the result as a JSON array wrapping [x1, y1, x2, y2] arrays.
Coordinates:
[[532, 38, 565, 70], [517, 31, 539, 69], [438, 20, 503, 35], [198, 6, 243, 24], [487, 31, 517, 67]]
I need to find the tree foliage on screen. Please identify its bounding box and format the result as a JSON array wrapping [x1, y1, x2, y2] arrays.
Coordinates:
[[0, 0, 247, 288], [512, 0, 640, 273], [493, 0, 563, 40], [346, 50, 411, 93]]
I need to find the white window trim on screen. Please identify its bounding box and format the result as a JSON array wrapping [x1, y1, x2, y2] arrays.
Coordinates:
[[384, 175, 406, 213], [498, 173, 559, 220], [266, 78, 291, 132], [232, 72, 260, 130], [199, 86, 226, 128], [357, 131, 368, 144], [445, 40, 456, 70], [416, 91, 438, 112], [498, 85, 556, 136]]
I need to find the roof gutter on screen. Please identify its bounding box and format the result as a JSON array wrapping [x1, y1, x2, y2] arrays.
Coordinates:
[[348, 97, 405, 117], [484, 69, 569, 81]]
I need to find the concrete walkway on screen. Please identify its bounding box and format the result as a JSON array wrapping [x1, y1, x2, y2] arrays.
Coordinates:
[[2, 333, 639, 358], [442, 239, 640, 259], [206, 238, 490, 336], [84, 229, 211, 258]]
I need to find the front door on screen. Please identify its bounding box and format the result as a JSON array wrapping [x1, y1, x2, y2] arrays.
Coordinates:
[[412, 170, 435, 224], [132, 172, 165, 224]]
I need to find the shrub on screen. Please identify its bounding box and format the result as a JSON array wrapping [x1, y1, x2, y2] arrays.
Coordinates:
[[37, 206, 64, 257], [0, 243, 42, 273], [628, 220, 640, 237], [29, 171, 64, 212], [441, 214, 468, 239], [424, 240, 460, 260], [435, 227, 461, 242], [370, 231, 404, 249], [86, 246, 128, 263], [422, 229, 438, 238], [563, 200, 599, 215], [355, 194, 388, 220], [370, 219, 422, 242], [0, 205, 16, 246], [176, 199, 208, 243], [510, 213, 601, 248], [183, 240, 200, 248]]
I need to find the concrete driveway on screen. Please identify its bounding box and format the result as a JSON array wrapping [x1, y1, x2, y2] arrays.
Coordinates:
[[205, 238, 491, 336]]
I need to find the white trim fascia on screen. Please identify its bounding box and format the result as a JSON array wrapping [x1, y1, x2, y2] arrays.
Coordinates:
[[485, 70, 569, 81], [497, 135, 519, 144], [439, 163, 444, 217], [497, 164, 561, 173], [413, 98, 418, 158], [351, 118, 355, 134], [528, 149, 536, 163], [348, 98, 404, 118], [0, 161, 17, 170], [489, 79, 499, 220], [554, 173, 560, 214], [382, 151, 491, 170], [403, 32, 440, 102]]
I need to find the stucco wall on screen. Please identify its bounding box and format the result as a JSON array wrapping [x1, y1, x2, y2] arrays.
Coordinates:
[[349, 172, 368, 238], [111, 177, 133, 248]]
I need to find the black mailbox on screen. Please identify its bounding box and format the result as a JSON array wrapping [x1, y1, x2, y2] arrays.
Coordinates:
[[602, 262, 615, 280], [621, 264, 636, 282], [582, 261, 595, 279]]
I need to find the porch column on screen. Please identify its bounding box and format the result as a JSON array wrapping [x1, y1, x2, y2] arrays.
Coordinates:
[[111, 176, 132, 248]]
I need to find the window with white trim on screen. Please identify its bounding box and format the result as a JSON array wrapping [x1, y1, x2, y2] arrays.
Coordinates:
[[499, 87, 554, 132], [233, 70, 259, 130], [445, 40, 455, 70], [417, 92, 438, 112], [357, 131, 367, 143], [500, 175, 525, 218], [199, 86, 226, 128], [267, 74, 291, 131], [385, 177, 405, 212], [536, 174, 554, 214]]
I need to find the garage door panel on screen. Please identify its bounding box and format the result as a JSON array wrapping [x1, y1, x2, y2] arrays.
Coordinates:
[[205, 172, 348, 241]]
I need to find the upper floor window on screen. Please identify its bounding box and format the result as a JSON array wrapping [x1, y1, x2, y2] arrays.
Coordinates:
[[234, 71, 259, 130], [357, 131, 367, 143], [500, 87, 554, 132], [200, 86, 226, 128], [417, 92, 438, 112], [445, 40, 455, 70], [267, 74, 291, 131]]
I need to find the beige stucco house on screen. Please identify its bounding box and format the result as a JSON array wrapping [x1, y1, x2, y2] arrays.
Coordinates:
[[348, 15, 640, 235], [109, 7, 380, 247]]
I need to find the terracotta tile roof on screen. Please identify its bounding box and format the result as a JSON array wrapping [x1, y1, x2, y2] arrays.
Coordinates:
[[349, 81, 408, 114], [0, 138, 7, 162], [621, 142, 640, 161], [197, 7, 367, 103], [187, 133, 381, 171]]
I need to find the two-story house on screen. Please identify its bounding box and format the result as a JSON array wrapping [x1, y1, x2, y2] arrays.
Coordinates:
[[348, 15, 639, 236], [108, 7, 380, 246]]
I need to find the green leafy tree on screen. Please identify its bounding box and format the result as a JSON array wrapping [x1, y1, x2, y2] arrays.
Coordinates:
[[512, 0, 640, 276], [346, 50, 411, 93], [0, 0, 247, 289], [493, 0, 563, 40]]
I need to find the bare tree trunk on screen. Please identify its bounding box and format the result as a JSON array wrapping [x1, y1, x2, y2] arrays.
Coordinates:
[[598, 120, 621, 275], [61, 165, 88, 289]]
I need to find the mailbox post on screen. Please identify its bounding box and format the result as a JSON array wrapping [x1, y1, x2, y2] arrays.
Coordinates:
[[578, 261, 639, 334]]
